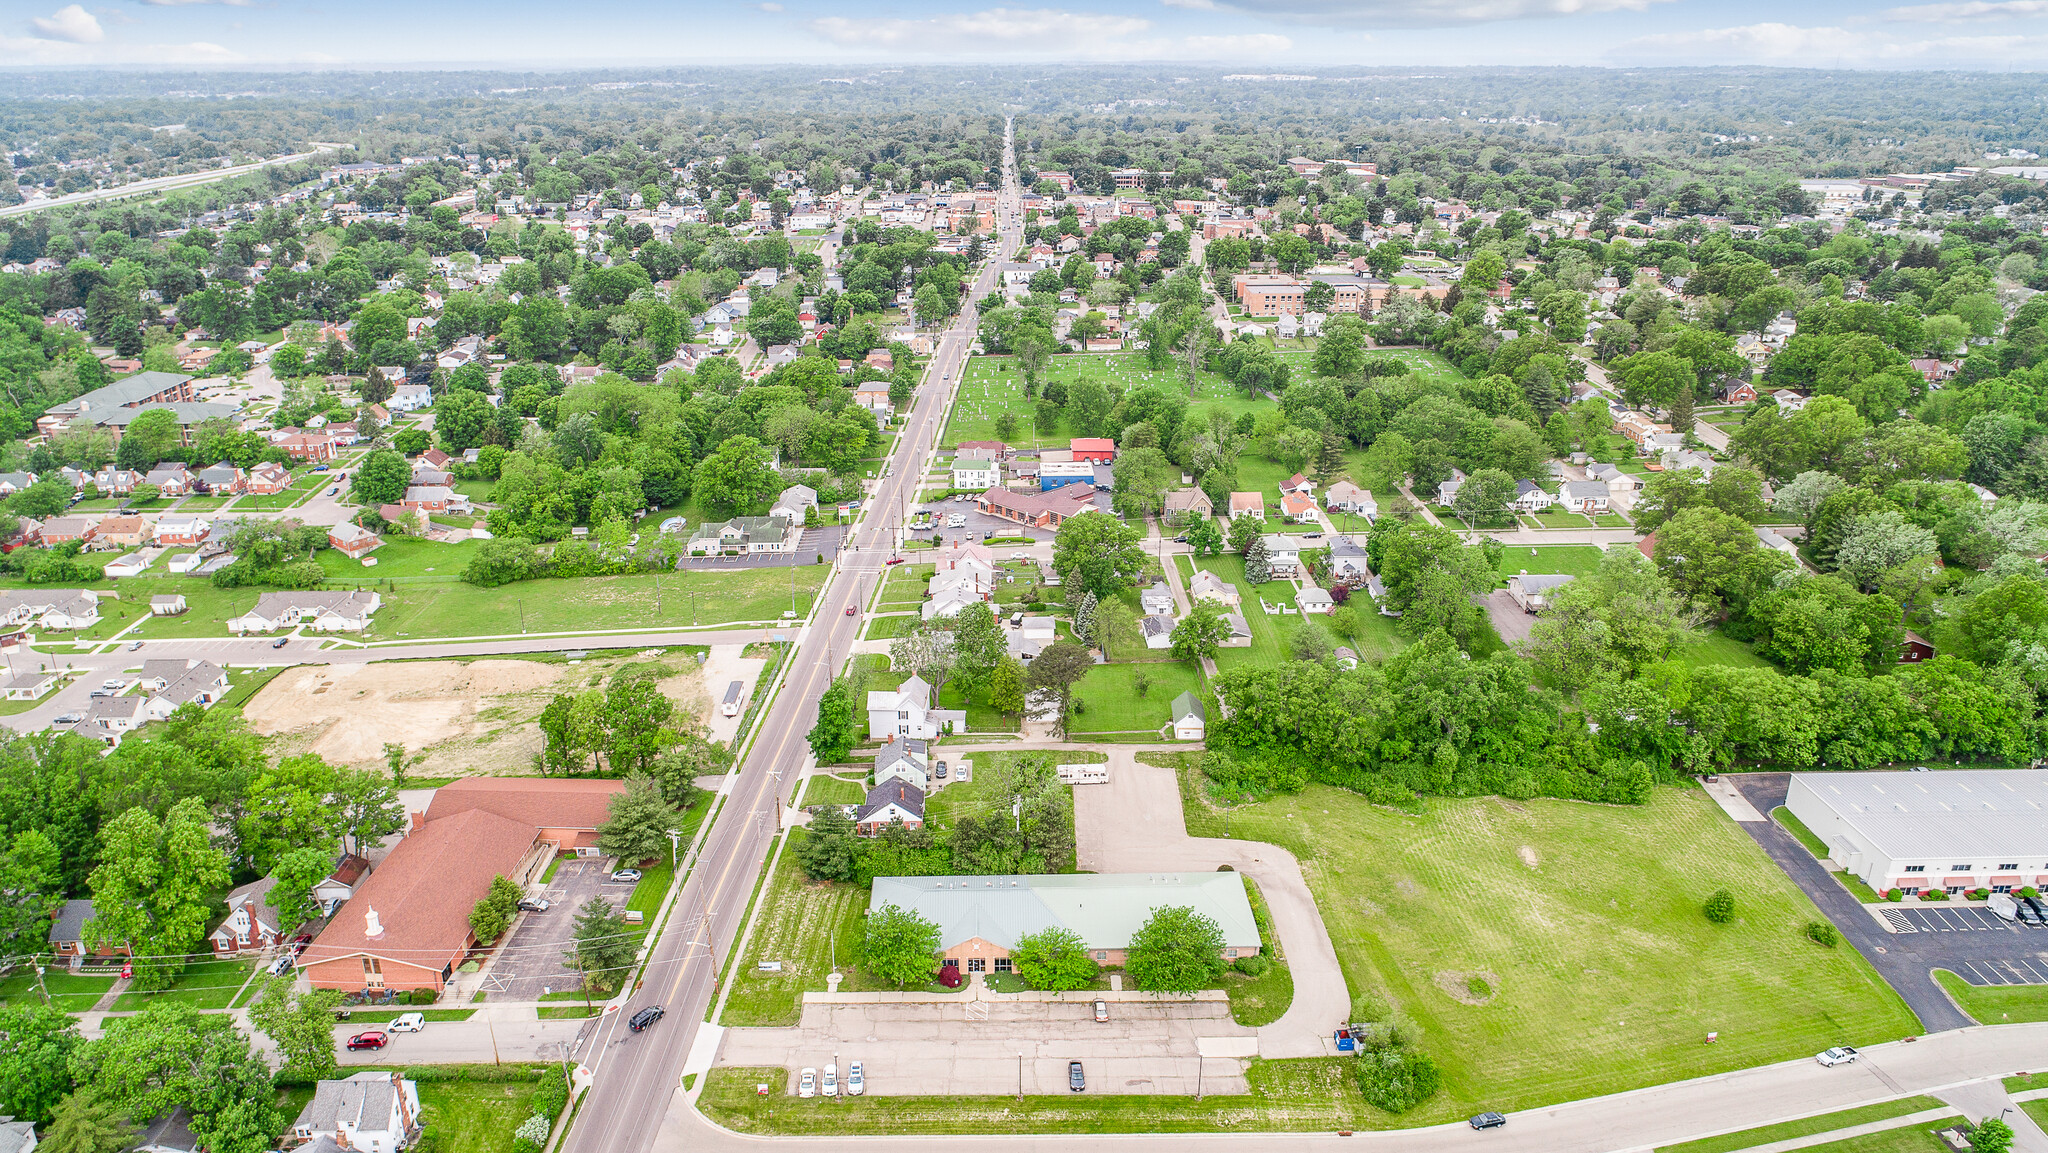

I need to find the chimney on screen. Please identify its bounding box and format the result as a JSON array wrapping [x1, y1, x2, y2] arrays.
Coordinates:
[[364, 904, 384, 939]]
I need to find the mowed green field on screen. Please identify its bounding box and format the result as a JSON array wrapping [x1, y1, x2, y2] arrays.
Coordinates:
[[1177, 779, 1917, 1122], [370, 566, 828, 639]]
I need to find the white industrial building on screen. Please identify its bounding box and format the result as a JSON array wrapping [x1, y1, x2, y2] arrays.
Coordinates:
[[1785, 770, 2048, 896]]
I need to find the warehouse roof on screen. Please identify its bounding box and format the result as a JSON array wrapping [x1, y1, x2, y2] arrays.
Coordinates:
[[1789, 771, 2048, 861], [869, 871, 1258, 952]]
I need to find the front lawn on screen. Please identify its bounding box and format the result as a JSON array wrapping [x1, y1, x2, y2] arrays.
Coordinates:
[[721, 829, 866, 1027], [800, 774, 866, 807], [111, 956, 257, 1011], [1226, 874, 1293, 1028], [1933, 970, 2048, 1024], [1067, 661, 1204, 737], [0, 965, 117, 1011], [415, 1077, 542, 1153], [1490, 544, 1606, 584], [1174, 775, 1918, 1124], [314, 535, 483, 580]]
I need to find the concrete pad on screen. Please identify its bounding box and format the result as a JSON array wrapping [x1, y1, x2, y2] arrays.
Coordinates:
[[1198, 1036, 1260, 1058], [700, 644, 767, 744], [1705, 778, 1767, 822]]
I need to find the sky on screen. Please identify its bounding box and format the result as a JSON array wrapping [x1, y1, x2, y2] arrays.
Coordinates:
[[1, 0, 2046, 70]]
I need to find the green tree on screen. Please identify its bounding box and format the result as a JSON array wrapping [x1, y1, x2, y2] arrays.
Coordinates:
[[0, 829, 63, 957], [266, 846, 335, 936], [949, 601, 1008, 697], [1703, 889, 1735, 924], [1010, 926, 1100, 991], [114, 409, 181, 471], [351, 300, 406, 351], [1111, 446, 1174, 520], [1125, 904, 1226, 994], [693, 435, 777, 517], [1025, 641, 1095, 737], [595, 774, 678, 865], [1355, 1049, 1443, 1115], [603, 679, 677, 774], [1451, 468, 1518, 529], [0, 1002, 81, 1124], [468, 874, 522, 942], [862, 902, 942, 989], [88, 798, 230, 990], [566, 898, 636, 995], [330, 766, 406, 859], [794, 809, 858, 884], [434, 388, 493, 453], [986, 656, 1027, 718], [1970, 1118, 2014, 1153], [1186, 516, 1224, 556], [246, 976, 341, 1080], [350, 448, 411, 506], [1171, 600, 1232, 661], [1244, 534, 1272, 585], [1651, 507, 1775, 605], [1095, 598, 1136, 662], [37, 1090, 135, 1153], [1052, 511, 1147, 598], [808, 677, 861, 764]]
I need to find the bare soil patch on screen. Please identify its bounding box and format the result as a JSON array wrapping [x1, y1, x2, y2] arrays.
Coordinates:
[[1518, 845, 1540, 869], [1434, 970, 1500, 1006]]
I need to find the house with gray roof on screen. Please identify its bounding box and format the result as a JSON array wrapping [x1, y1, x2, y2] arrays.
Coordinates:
[[1506, 573, 1574, 614], [687, 510, 799, 556], [208, 875, 284, 956], [0, 1116, 35, 1153], [49, 898, 130, 961], [1171, 691, 1206, 740], [853, 780, 925, 836], [229, 590, 381, 634], [1559, 479, 1611, 513], [869, 872, 1259, 970], [289, 1072, 421, 1153]]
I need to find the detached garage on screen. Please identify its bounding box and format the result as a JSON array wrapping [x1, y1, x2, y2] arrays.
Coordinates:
[[1785, 770, 2048, 896]]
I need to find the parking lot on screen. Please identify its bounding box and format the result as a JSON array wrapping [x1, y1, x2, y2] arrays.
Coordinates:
[[717, 995, 1254, 1097], [486, 858, 632, 999], [1876, 905, 2048, 986]]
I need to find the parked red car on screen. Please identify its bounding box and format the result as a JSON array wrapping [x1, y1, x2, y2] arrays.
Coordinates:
[[346, 1031, 389, 1051]]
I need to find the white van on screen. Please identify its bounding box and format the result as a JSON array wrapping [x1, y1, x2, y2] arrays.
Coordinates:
[[722, 680, 744, 717], [947, 513, 967, 528]]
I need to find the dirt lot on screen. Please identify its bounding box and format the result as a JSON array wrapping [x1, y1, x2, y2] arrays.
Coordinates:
[[246, 654, 721, 774]]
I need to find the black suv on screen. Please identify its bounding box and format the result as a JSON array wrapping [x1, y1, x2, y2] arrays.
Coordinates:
[[2022, 896, 2048, 924], [629, 1005, 665, 1032], [1470, 1112, 1506, 1130], [1068, 1061, 1085, 1092]]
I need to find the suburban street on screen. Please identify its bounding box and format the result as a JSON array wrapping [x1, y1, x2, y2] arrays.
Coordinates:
[[558, 116, 1027, 1153], [0, 149, 336, 218]]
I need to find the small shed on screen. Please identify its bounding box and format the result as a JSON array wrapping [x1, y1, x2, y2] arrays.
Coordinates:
[[1171, 691, 1206, 741], [151, 594, 188, 616]]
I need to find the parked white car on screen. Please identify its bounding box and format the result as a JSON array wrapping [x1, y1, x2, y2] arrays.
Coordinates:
[[846, 1061, 864, 1096], [822, 1063, 838, 1098], [389, 1012, 426, 1033], [798, 1068, 817, 1098], [1815, 1046, 1859, 1067]]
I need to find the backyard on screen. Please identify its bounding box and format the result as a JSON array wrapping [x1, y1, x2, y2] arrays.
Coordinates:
[[1170, 773, 1918, 1124]]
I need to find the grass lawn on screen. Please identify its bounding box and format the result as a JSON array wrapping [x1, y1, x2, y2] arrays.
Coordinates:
[[1521, 511, 1597, 530], [1068, 661, 1203, 737], [1490, 544, 1605, 584], [1673, 629, 1773, 670], [76, 579, 258, 641], [1592, 513, 1634, 528], [722, 830, 867, 1027], [1784, 1126, 1958, 1153], [341, 1008, 478, 1022], [705, 1058, 1392, 1133], [111, 956, 257, 1011], [2028, 1101, 2048, 1135], [800, 774, 866, 807], [371, 566, 828, 640], [1182, 552, 1408, 670], [1226, 874, 1293, 1028], [1653, 1097, 1952, 1153], [174, 496, 235, 511], [925, 749, 1090, 832], [315, 535, 483, 580], [863, 613, 920, 640], [1173, 774, 1918, 1124], [234, 490, 317, 510], [1934, 970, 2048, 1024], [943, 353, 1278, 450], [0, 965, 117, 1011], [414, 1078, 541, 1153]]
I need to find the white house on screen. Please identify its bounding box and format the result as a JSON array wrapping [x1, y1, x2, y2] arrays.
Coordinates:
[[1588, 463, 1641, 493], [1188, 569, 1239, 608], [144, 661, 230, 719], [1506, 573, 1574, 614], [952, 461, 1001, 490], [1140, 581, 1175, 616], [207, 876, 284, 956], [387, 384, 433, 412], [1171, 691, 1206, 741], [875, 741, 931, 791], [1141, 613, 1176, 649], [1510, 479, 1554, 512], [924, 568, 993, 620], [290, 1072, 421, 1153], [867, 675, 941, 740], [1294, 586, 1334, 614], [1260, 535, 1301, 578], [770, 484, 818, 522], [1559, 480, 1610, 514], [1324, 481, 1376, 518], [102, 554, 150, 579], [228, 591, 381, 634], [1785, 770, 2048, 897]]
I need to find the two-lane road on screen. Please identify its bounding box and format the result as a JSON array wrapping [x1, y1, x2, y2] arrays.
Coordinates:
[[562, 117, 1026, 1153]]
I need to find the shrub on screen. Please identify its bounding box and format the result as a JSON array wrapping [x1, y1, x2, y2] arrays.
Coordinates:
[[1885, 888, 1905, 902], [514, 1115, 552, 1147], [406, 989, 436, 1005], [1354, 1048, 1442, 1114], [1702, 889, 1735, 924], [1969, 888, 1991, 900], [1804, 920, 1839, 947], [1923, 888, 1949, 901], [2021, 887, 2040, 900], [1233, 953, 1271, 977], [531, 1071, 570, 1118]]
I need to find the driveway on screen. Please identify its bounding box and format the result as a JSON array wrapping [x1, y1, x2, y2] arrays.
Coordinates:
[[717, 997, 1251, 1097], [1073, 746, 1351, 1059], [1728, 774, 1975, 1032], [1483, 589, 1540, 646], [489, 858, 617, 999]]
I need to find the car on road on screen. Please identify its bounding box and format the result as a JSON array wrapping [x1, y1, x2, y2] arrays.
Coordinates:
[[271, 637, 289, 649], [1094, 999, 1108, 1022], [798, 1068, 816, 1098], [346, 1031, 388, 1051], [846, 1061, 864, 1096], [886, 556, 905, 565], [389, 1013, 426, 1033], [628, 1005, 664, 1032], [823, 1063, 838, 1098], [610, 868, 642, 883], [1068, 1061, 1085, 1092], [1012, 552, 1030, 560], [52, 713, 81, 725], [844, 604, 856, 616], [328, 487, 339, 496], [127, 640, 143, 651], [1469, 1112, 1506, 1130], [1816, 1046, 1859, 1066], [88, 689, 116, 698], [517, 897, 551, 913], [100, 679, 124, 690]]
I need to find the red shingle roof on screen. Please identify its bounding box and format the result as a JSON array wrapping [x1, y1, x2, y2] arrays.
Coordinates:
[[301, 808, 535, 969], [421, 776, 626, 833]]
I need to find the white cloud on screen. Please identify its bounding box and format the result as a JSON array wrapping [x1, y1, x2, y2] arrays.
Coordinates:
[[1162, 0, 1222, 9], [1610, 20, 2046, 63], [137, 0, 257, 6], [807, 7, 1153, 50], [756, 1, 783, 10], [1879, 0, 2048, 20], [1205, 0, 1674, 27], [1181, 31, 1293, 54], [0, 31, 237, 61], [31, 4, 104, 42]]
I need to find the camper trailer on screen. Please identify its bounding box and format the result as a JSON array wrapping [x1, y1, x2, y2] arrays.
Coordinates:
[[722, 680, 744, 717]]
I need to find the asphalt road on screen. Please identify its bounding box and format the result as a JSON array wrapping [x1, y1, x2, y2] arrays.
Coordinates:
[[0, 150, 332, 218], [559, 116, 1027, 1153]]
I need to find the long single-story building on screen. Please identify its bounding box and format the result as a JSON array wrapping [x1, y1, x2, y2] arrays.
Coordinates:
[[1785, 770, 2048, 896], [868, 871, 1260, 974], [417, 776, 626, 856]]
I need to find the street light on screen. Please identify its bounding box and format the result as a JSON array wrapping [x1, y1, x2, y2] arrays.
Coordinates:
[[666, 828, 683, 875]]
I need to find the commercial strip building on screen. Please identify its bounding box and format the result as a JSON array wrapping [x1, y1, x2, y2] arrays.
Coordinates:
[[868, 871, 1259, 973], [1784, 770, 2048, 896]]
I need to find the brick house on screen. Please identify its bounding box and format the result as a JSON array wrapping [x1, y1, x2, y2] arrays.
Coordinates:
[[329, 522, 383, 559], [973, 485, 1096, 529]]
